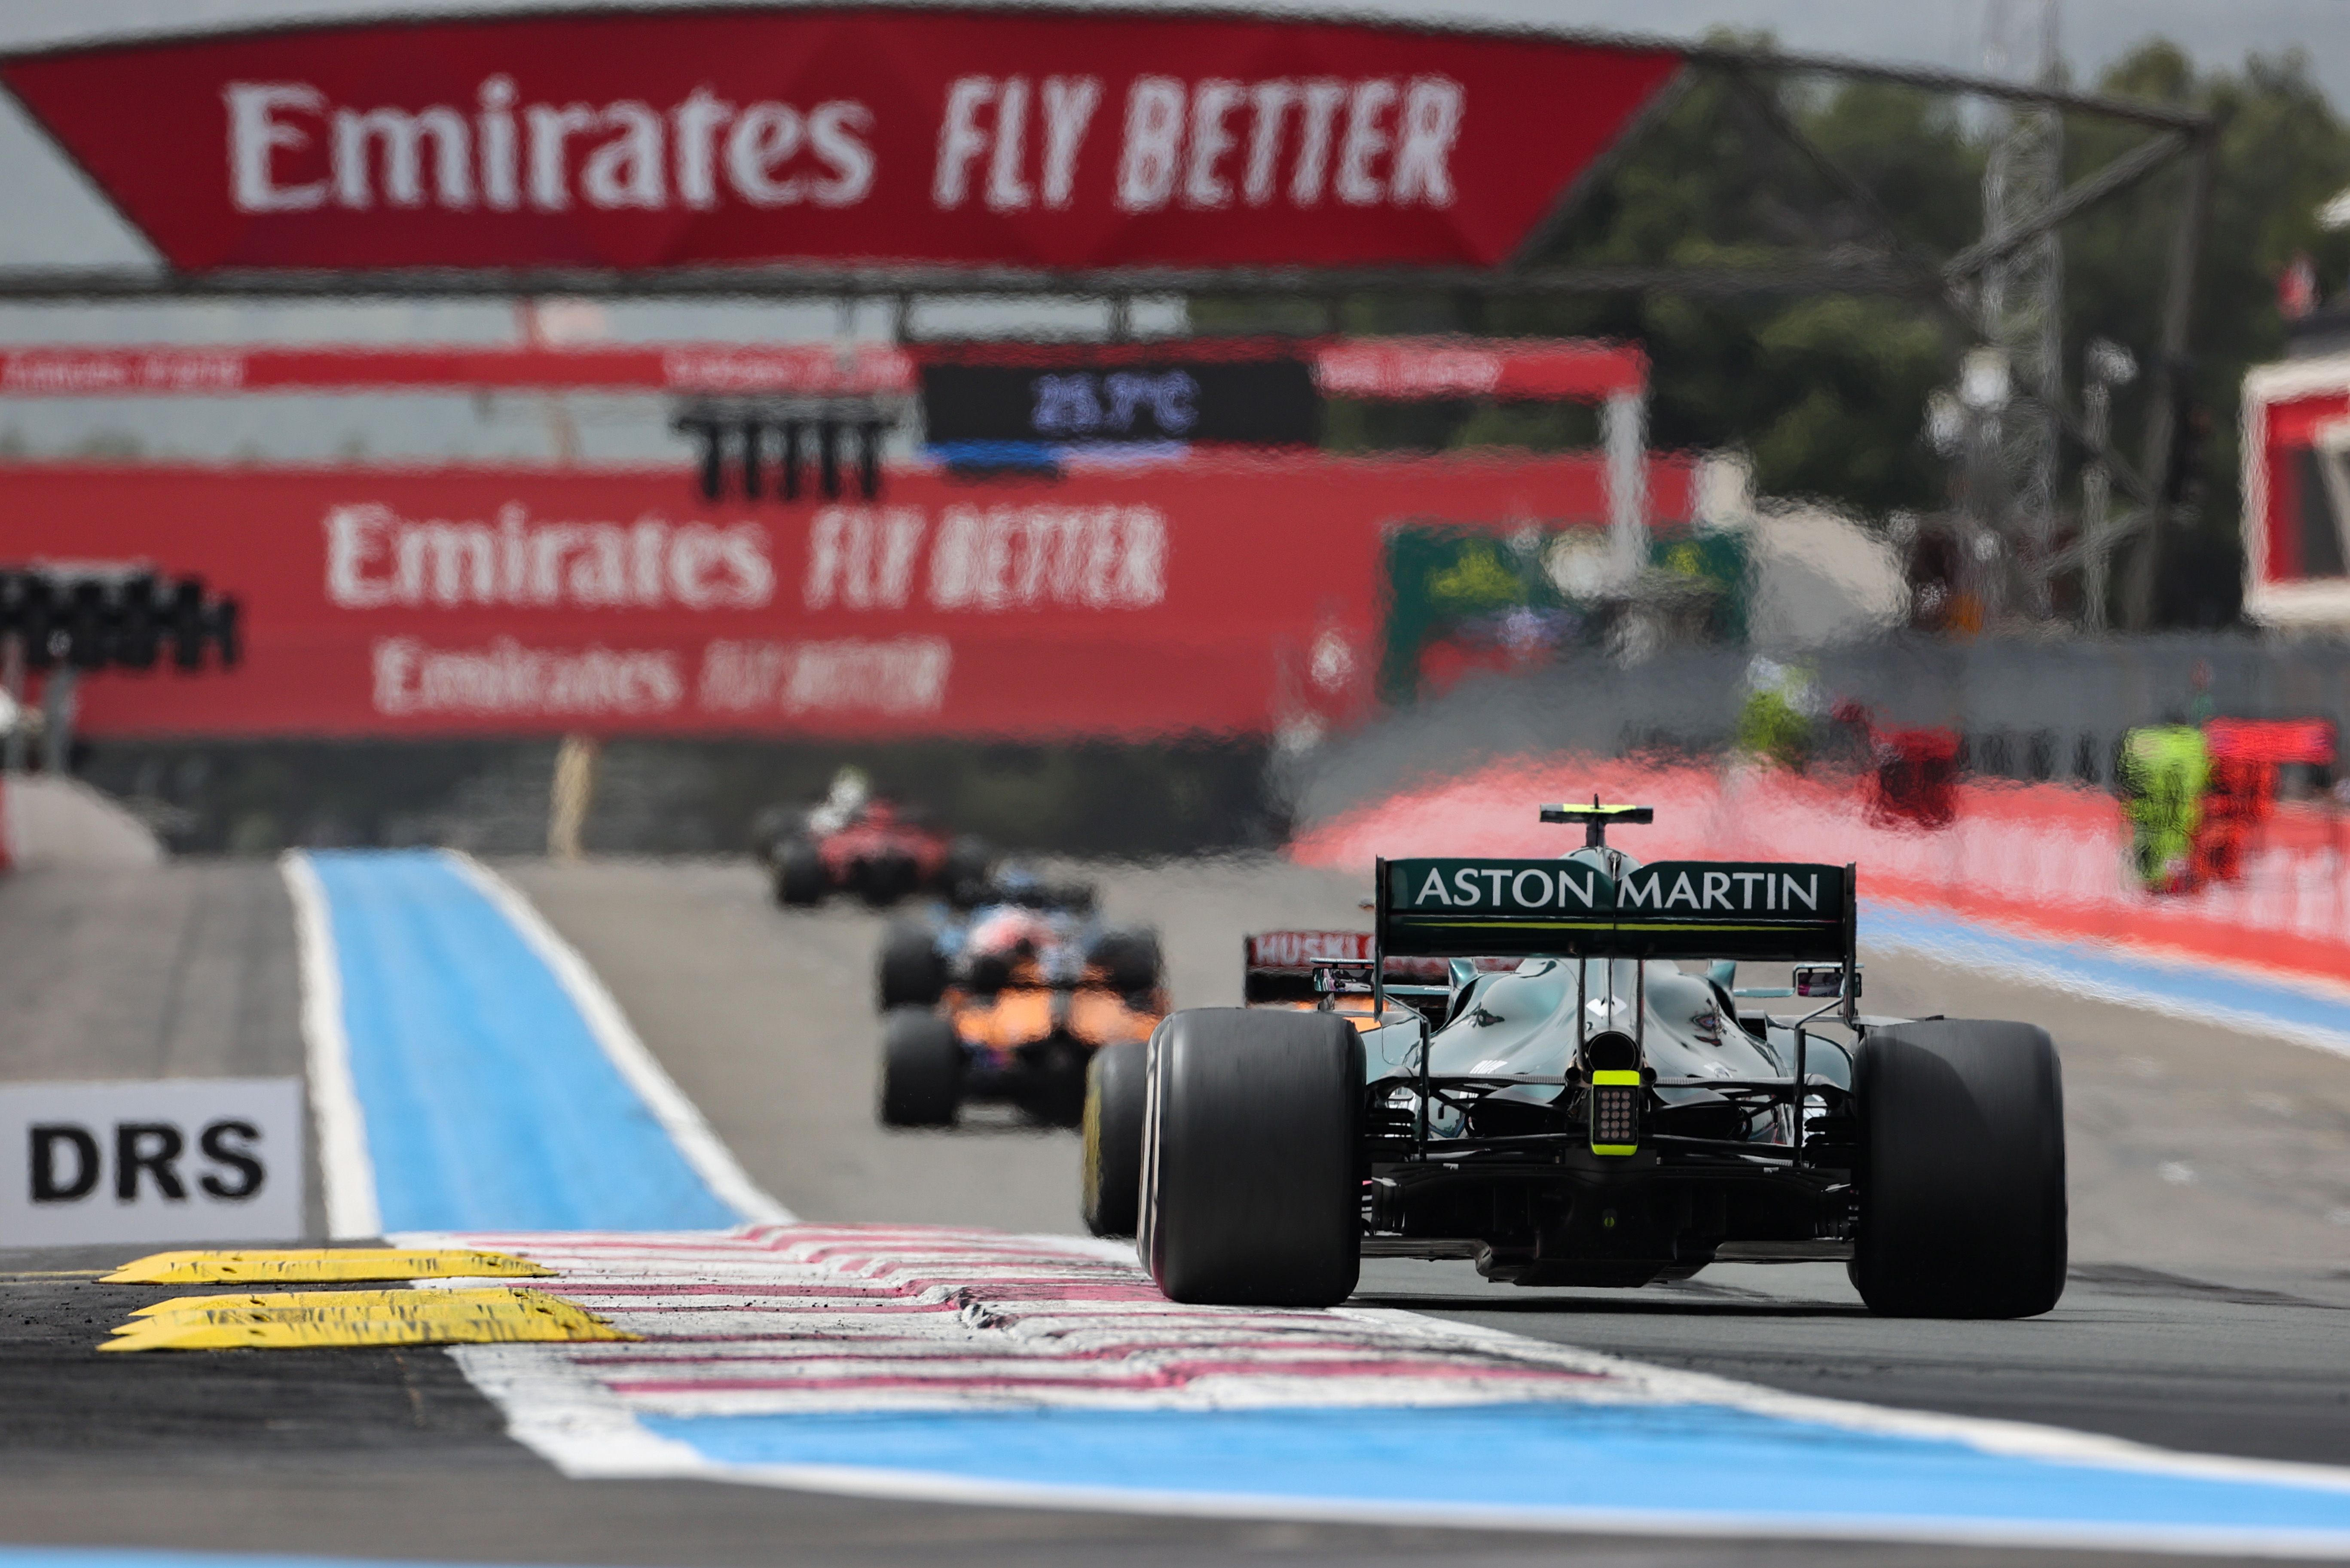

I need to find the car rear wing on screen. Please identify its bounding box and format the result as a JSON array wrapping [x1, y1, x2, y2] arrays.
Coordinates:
[[1376, 857, 1856, 965]]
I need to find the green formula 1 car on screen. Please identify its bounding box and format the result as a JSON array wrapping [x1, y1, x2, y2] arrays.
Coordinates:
[[1083, 802, 2066, 1319]]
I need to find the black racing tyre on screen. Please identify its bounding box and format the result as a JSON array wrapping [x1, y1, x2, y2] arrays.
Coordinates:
[[876, 923, 949, 1010], [1014, 1037, 1091, 1128], [1088, 929, 1163, 996], [857, 852, 921, 907], [1140, 1007, 1362, 1307], [1852, 1019, 2067, 1319], [776, 841, 825, 906], [1081, 1039, 1149, 1238], [878, 1008, 963, 1127]]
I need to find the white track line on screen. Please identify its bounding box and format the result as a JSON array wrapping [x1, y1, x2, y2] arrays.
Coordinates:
[[496, 1455, 2350, 1561], [436, 1225, 2350, 1558], [1357, 1307, 2350, 1498], [446, 851, 795, 1226], [279, 850, 381, 1240], [1863, 918, 2350, 1063]]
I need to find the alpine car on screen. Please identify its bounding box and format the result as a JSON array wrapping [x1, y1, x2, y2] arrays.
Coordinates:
[[878, 876, 1168, 1130], [1082, 801, 2067, 1319], [755, 769, 990, 908]]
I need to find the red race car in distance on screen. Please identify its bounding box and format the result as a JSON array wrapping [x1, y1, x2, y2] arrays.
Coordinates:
[[755, 770, 992, 908]]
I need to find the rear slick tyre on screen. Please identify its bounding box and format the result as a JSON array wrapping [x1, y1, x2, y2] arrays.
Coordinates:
[[878, 1008, 962, 1128], [1140, 1008, 1361, 1307], [876, 923, 949, 1010], [1081, 1038, 1148, 1238], [1852, 1019, 2067, 1319], [776, 843, 825, 907]]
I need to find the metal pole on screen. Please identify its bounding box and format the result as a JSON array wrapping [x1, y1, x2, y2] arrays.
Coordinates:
[[40, 666, 73, 776], [2121, 128, 2216, 630], [1575, 952, 1587, 1060], [1603, 389, 1649, 584], [547, 732, 599, 860], [1729, 70, 2172, 515], [1791, 1023, 1807, 1166], [2082, 377, 2112, 632], [2078, 339, 2137, 632], [1, 634, 23, 774]]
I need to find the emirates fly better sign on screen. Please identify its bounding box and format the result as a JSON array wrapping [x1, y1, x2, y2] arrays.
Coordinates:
[[0, 10, 1681, 272], [1384, 859, 1851, 960]]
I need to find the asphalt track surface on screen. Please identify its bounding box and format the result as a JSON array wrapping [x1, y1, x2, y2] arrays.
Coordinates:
[[3, 854, 2350, 1566]]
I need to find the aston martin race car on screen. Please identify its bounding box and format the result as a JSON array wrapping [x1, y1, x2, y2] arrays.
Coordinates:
[[878, 876, 1167, 1129], [757, 767, 994, 907], [1082, 802, 2068, 1319]]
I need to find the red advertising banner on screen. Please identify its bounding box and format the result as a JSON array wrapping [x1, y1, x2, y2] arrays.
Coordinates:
[[1314, 337, 1645, 401], [0, 11, 1680, 273], [2242, 372, 2350, 598], [0, 453, 1693, 741], [0, 342, 919, 397], [0, 336, 1640, 400]]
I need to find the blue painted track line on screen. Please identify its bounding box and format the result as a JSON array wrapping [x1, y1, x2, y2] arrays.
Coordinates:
[[300, 849, 739, 1233], [641, 1403, 2350, 1547], [1863, 901, 2350, 1057], [0, 1556, 532, 1568]]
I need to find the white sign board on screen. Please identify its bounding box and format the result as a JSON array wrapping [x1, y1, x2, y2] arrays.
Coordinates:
[[0, 1078, 306, 1247]]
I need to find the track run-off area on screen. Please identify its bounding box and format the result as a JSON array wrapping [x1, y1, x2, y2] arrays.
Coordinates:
[[5, 849, 2350, 1566]]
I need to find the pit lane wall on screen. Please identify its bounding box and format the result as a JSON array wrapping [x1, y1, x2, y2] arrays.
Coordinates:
[[1293, 755, 2350, 988], [0, 775, 163, 870], [0, 453, 1693, 743]]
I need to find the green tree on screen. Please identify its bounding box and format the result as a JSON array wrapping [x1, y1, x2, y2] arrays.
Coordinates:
[[1199, 36, 2350, 626], [2068, 45, 2350, 621]]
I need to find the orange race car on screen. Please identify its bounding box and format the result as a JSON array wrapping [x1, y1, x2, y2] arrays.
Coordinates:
[[755, 769, 992, 908], [1075, 928, 1508, 1236], [875, 877, 1167, 1128]]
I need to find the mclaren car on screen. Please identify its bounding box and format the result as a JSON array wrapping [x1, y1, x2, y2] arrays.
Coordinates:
[[878, 875, 1167, 1129]]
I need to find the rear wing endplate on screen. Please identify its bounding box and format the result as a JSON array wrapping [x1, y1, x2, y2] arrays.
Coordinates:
[[1375, 857, 1856, 964]]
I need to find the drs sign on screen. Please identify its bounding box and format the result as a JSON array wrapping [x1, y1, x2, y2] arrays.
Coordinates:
[[0, 1079, 305, 1246]]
